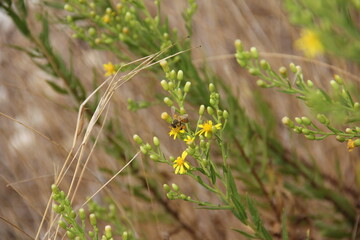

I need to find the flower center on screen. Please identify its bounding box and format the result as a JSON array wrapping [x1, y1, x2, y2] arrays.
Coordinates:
[[203, 123, 212, 131], [177, 158, 184, 165]]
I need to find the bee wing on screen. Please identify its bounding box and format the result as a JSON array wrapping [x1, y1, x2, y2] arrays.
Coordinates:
[[171, 106, 177, 118], [179, 114, 188, 119]]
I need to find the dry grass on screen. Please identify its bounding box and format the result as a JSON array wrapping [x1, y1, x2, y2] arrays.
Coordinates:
[[0, 0, 359, 239]]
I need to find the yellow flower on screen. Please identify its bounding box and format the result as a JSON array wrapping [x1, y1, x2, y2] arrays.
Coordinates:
[[173, 151, 190, 174], [103, 14, 110, 23], [347, 139, 355, 152], [294, 29, 324, 58], [184, 136, 195, 145], [103, 62, 116, 76], [169, 127, 185, 140], [196, 120, 221, 138]]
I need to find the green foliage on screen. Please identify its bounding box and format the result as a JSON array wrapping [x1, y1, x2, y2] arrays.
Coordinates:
[[284, 0, 360, 63], [51, 185, 134, 239], [235, 39, 360, 144]]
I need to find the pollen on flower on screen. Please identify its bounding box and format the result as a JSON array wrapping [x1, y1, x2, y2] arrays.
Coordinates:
[[103, 62, 116, 76], [294, 29, 324, 58], [196, 120, 221, 138], [347, 139, 355, 152], [173, 151, 190, 174], [169, 126, 185, 140]]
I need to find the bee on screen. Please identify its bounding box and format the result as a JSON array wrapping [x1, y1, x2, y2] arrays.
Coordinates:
[[171, 107, 189, 130]]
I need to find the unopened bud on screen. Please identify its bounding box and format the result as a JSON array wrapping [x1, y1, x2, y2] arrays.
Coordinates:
[[172, 183, 179, 191], [184, 81, 191, 93], [199, 105, 205, 115], [234, 39, 243, 52], [250, 47, 258, 59], [164, 97, 173, 106], [177, 70, 184, 81], [160, 80, 169, 90], [133, 135, 143, 144]]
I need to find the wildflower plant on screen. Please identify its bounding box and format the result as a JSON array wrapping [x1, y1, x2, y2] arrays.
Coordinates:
[[235, 39, 359, 237], [134, 60, 275, 239], [51, 185, 133, 240], [2, 0, 359, 239], [235, 39, 360, 150]]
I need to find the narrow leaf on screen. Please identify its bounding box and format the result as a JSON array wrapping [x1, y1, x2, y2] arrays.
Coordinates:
[[46, 80, 69, 95]]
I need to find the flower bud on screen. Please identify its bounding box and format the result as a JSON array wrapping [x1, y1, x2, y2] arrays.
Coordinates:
[[199, 105, 205, 115], [184, 81, 191, 93], [170, 70, 176, 80], [160, 60, 169, 72], [140, 146, 147, 154], [133, 135, 143, 144], [279, 66, 287, 78], [163, 184, 171, 192], [305, 134, 315, 140], [79, 208, 86, 220], [250, 47, 258, 59], [209, 83, 215, 92], [282, 116, 294, 128], [89, 213, 97, 226], [248, 68, 260, 76], [289, 63, 297, 73], [334, 74, 343, 85], [260, 59, 270, 70], [307, 80, 314, 87], [223, 110, 228, 119], [105, 225, 112, 238], [177, 70, 184, 81], [234, 39, 243, 52], [161, 112, 171, 122], [172, 183, 180, 191], [153, 136, 160, 146], [64, 4, 73, 12], [336, 135, 345, 142], [355, 139, 360, 147], [160, 80, 169, 90], [58, 220, 67, 229], [317, 114, 329, 125], [301, 117, 311, 125], [207, 106, 214, 115], [163, 97, 173, 106], [302, 128, 310, 135], [122, 232, 128, 240], [295, 117, 302, 124], [346, 128, 353, 134], [180, 194, 187, 199], [66, 231, 75, 239], [166, 193, 174, 200], [150, 154, 159, 161], [256, 79, 266, 87]]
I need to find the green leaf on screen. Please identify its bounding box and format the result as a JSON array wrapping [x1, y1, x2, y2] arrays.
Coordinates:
[[15, 0, 27, 17], [246, 195, 272, 240], [226, 166, 247, 223], [232, 229, 257, 239], [209, 162, 217, 184], [46, 80, 69, 95], [0, 3, 30, 36], [39, 14, 50, 49]]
